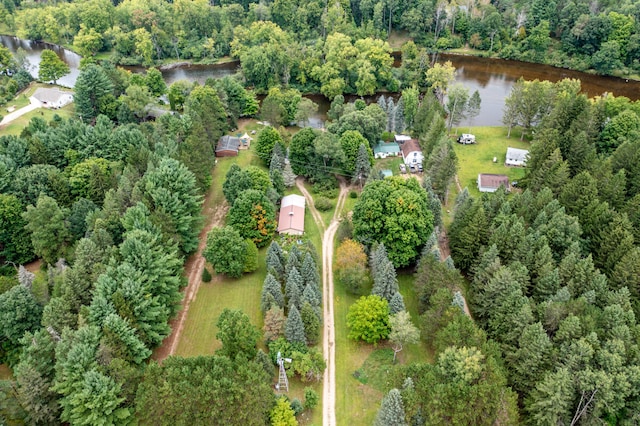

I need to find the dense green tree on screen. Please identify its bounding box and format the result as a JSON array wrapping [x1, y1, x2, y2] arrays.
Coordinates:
[[347, 295, 390, 344], [145, 67, 166, 96], [141, 158, 202, 255], [525, 368, 574, 425], [353, 177, 433, 267], [300, 301, 320, 345], [448, 198, 489, 272], [261, 273, 285, 312], [22, 194, 71, 265], [255, 126, 284, 166], [285, 266, 303, 310], [0, 285, 42, 361], [136, 356, 272, 425], [352, 143, 372, 186], [38, 49, 69, 84], [285, 304, 306, 345], [0, 194, 33, 264], [14, 329, 60, 424], [425, 137, 458, 201], [372, 253, 399, 303], [388, 292, 406, 315], [216, 308, 260, 361], [204, 226, 247, 278], [288, 128, 318, 176], [263, 306, 285, 343], [74, 64, 114, 123], [507, 322, 553, 394], [228, 189, 276, 248], [271, 396, 298, 426], [266, 241, 286, 279], [223, 164, 253, 205]]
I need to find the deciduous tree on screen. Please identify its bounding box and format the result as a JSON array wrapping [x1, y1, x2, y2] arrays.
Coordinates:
[[203, 226, 247, 278], [38, 49, 69, 85], [216, 309, 260, 360], [388, 311, 419, 363], [347, 295, 390, 344]]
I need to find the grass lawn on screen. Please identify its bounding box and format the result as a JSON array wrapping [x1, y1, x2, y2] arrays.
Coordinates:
[[453, 126, 529, 197], [334, 265, 431, 425], [0, 104, 75, 136]]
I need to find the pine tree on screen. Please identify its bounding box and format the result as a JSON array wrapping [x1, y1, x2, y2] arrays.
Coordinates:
[[394, 99, 405, 133], [369, 243, 388, 281], [386, 99, 396, 132], [263, 306, 285, 343], [301, 253, 319, 289], [286, 246, 301, 275], [270, 146, 285, 174], [300, 302, 320, 345], [389, 292, 406, 314], [261, 273, 284, 312], [507, 322, 552, 395], [284, 305, 306, 345], [282, 162, 297, 187], [374, 388, 407, 426], [444, 256, 455, 269], [353, 144, 372, 187], [452, 291, 465, 313], [285, 267, 303, 310], [266, 242, 285, 279], [74, 64, 114, 123], [372, 258, 399, 303], [422, 176, 442, 228], [302, 282, 321, 308]]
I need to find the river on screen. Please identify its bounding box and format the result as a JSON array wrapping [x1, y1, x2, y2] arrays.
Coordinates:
[[3, 35, 640, 126]]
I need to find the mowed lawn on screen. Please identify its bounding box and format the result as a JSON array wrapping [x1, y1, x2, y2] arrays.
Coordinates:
[[453, 126, 529, 197], [334, 267, 431, 425], [0, 104, 75, 136]]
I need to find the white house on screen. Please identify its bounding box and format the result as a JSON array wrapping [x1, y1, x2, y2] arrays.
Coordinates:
[[30, 88, 74, 109], [505, 147, 529, 167], [477, 174, 510, 193], [401, 139, 423, 166]]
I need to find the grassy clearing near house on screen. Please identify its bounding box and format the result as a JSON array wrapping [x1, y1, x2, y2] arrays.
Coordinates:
[[0, 104, 74, 136], [453, 126, 529, 197]]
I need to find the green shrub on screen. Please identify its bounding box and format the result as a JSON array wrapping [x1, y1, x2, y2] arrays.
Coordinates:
[[381, 131, 394, 141], [349, 190, 358, 199], [201, 267, 212, 282], [336, 217, 353, 242], [243, 239, 259, 273], [290, 398, 304, 416], [315, 197, 334, 211], [303, 387, 319, 410]]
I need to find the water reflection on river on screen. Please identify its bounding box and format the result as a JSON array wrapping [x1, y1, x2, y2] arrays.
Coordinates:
[[3, 35, 640, 126]]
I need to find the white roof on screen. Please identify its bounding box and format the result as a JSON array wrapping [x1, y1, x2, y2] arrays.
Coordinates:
[[241, 132, 253, 141], [281, 194, 306, 209], [395, 135, 412, 141], [32, 87, 73, 103], [506, 147, 529, 161]]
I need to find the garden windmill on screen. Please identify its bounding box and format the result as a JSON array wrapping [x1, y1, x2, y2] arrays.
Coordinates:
[[275, 351, 292, 393]]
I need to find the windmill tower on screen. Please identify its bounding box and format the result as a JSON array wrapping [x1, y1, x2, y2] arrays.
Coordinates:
[[275, 351, 292, 393]]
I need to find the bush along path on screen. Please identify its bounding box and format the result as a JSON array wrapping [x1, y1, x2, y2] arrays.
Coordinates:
[[297, 178, 348, 426]]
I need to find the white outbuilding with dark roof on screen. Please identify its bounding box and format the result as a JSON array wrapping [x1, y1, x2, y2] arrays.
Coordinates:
[[505, 147, 529, 167]]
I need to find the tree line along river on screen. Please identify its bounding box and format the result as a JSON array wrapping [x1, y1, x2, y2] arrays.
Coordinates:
[[3, 34, 640, 126]]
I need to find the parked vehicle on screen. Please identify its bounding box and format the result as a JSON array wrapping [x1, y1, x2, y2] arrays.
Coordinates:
[[418, 163, 423, 173], [457, 133, 476, 144], [410, 164, 417, 173], [399, 163, 407, 174]]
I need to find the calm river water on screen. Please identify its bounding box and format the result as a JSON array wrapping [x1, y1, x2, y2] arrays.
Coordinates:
[[3, 35, 640, 126]]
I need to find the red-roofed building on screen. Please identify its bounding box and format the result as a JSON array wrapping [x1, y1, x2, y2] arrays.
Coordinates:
[[477, 174, 510, 193], [278, 194, 306, 235]]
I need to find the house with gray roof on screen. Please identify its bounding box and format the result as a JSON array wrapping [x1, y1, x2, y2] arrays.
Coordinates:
[[30, 88, 73, 109], [505, 147, 529, 167], [215, 135, 240, 157]]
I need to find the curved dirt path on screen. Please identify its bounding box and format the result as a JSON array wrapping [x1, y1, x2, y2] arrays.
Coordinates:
[[153, 202, 229, 361], [297, 178, 348, 426]]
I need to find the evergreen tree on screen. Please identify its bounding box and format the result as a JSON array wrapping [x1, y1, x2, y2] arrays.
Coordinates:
[[266, 242, 286, 279], [22, 194, 71, 265], [352, 143, 372, 187], [286, 245, 301, 274], [372, 256, 399, 303], [301, 253, 320, 290], [449, 199, 489, 273], [74, 64, 114, 123], [284, 305, 306, 345], [369, 243, 388, 283], [374, 388, 407, 426], [507, 322, 552, 395], [282, 162, 297, 187], [452, 291, 465, 313], [263, 306, 285, 343], [223, 164, 253, 205], [525, 368, 574, 425], [302, 281, 321, 308], [261, 273, 285, 312], [389, 292, 406, 314], [422, 176, 442, 228], [300, 302, 320, 345], [285, 267, 303, 310]]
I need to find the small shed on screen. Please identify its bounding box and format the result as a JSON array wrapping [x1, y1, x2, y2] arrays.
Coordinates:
[[240, 132, 253, 150], [30, 88, 73, 109], [505, 147, 529, 167], [477, 174, 510, 193], [373, 142, 401, 159], [394, 134, 412, 144], [278, 194, 306, 235], [380, 169, 393, 178], [401, 139, 423, 166], [215, 136, 240, 157]]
